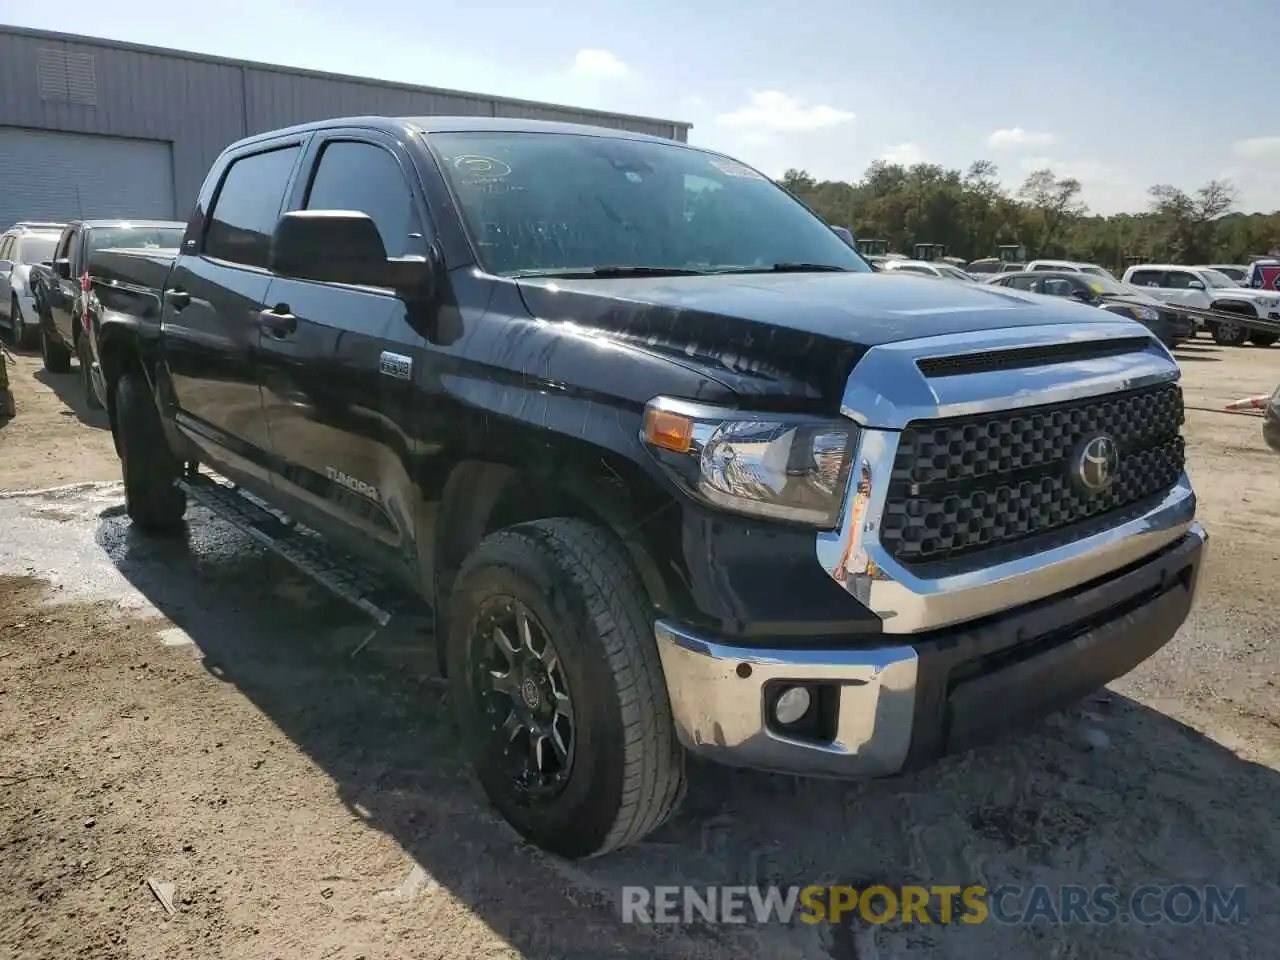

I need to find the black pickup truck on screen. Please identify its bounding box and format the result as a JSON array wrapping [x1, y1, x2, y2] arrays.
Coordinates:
[[28, 219, 185, 404], [93, 116, 1207, 860]]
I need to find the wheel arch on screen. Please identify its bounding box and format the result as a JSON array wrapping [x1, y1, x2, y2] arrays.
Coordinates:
[[430, 445, 694, 676], [96, 321, 154, 456], [1208, 299, 1258, 317]]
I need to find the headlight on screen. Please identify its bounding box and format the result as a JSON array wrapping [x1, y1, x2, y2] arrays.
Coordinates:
[[641, 397, 857, 527], [1103, 302, 1157, 323]]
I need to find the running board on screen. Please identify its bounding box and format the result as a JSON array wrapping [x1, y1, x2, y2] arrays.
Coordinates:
[[177, 471, 410, 626]]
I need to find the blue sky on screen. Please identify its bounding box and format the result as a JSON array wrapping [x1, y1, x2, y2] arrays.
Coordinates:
[[7, 0, 1280, 215]]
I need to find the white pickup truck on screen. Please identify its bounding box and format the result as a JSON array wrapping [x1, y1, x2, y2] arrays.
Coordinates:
[[1121, 263, 1280, 347]]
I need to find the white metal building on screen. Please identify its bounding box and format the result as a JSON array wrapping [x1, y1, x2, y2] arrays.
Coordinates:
[[0, 26, 691, 229]]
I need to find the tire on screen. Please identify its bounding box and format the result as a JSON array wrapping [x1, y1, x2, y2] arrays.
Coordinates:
[[39, 319, 71, 373], [1210, 313, 1250, 347], [115, 370, 186, 534], [1248, 333, 1278, 347], [10, 295, 35, 349], [78, 335, 103, 410], [446, 518, 685, 859]]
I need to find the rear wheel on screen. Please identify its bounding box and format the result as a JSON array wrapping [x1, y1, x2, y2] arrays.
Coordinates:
[[446, 518, 685, 859], [1249, 333, 1278, 347], [115, 369, 186, 534], [39, 317, 71, 372], [77, 336, 103, 410]]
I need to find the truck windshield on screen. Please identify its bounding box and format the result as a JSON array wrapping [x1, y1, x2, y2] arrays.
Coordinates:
[[1079, 265, 1118, 280], [1199, 270, 1238, 289], [426, 131, 871, 278], [89, 225, 185, 251], [16, 234, 58, 264]]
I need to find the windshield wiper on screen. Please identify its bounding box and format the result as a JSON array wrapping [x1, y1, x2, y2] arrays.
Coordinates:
[[509, 266, 710, 279], [716, 262, 853, 275]]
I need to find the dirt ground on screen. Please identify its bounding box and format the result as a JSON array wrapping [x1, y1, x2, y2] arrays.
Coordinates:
[[0, 340, 1277, 960]]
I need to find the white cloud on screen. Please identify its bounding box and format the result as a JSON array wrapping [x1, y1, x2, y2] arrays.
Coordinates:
[[716, 91, 854, 133], [987, 127, 1059, 150], [1232, 136, 1280, 161], [879, 142, 925, 166], [570, 49, 631, 80]]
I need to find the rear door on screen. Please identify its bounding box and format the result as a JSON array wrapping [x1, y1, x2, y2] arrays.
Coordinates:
[[162, 139, 307, 488], [258, 130, 433, 570]]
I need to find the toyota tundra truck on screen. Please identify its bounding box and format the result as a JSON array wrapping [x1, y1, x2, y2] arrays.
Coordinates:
[[92, 116, 1207, 860]]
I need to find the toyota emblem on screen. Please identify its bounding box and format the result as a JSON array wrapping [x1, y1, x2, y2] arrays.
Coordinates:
[[1073, 434, 1120, 494]]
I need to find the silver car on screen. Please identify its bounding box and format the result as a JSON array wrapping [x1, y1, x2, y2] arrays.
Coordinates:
[[0, 222, 65, 348]]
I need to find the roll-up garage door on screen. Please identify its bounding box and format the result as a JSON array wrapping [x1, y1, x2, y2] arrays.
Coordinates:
[[0, 127, 175, 230]]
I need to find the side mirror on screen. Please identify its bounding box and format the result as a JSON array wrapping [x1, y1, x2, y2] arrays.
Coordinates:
[[268, 210, 435, 296], [53, 257, 72, 279], [1187, 280, 1205, 291]]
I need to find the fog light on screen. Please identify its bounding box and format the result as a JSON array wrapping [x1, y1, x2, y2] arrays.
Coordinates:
[[774, 686, 812, 725]]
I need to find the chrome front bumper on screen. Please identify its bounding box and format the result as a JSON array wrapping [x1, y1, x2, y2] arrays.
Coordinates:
[[657, 523, 1207, 778], [656, 620, 919, 777]]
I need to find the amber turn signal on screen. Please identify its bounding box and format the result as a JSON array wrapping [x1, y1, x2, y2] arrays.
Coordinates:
[[642, 408, 694, 454]]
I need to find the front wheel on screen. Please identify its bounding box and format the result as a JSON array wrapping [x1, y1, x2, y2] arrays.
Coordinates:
[[115, 370, 187, 534], [446, 518, 686, 859]]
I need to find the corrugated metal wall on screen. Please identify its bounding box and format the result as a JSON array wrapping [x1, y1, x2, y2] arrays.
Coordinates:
[[0, 27, 690, 221]]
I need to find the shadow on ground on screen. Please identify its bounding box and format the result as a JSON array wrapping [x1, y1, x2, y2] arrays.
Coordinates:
[[95, 506, 1280, 959], [34, 366, 109, 430]]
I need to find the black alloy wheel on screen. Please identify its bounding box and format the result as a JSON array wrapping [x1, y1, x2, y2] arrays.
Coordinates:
[[470, 597, 575, 799]]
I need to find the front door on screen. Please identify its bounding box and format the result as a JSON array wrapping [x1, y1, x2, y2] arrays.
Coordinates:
[[162, 141, 306, 487], [44, 227, 80, 346], [258, 133, 432, 572]]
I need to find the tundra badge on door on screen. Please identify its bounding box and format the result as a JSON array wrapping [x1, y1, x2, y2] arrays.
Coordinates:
[[325, 467, 380, 502], [379, 351, 412, 381]]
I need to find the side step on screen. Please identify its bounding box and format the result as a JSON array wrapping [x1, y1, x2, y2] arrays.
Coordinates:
[[177, 471, 414, 626]]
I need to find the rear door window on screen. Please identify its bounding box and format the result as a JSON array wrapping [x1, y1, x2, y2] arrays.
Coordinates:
[[1128, 269, 1165, 288], [204, 145, 302, 268]]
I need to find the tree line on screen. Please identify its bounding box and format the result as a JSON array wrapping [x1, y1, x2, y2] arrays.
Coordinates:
[[779, 161, 1280, 269]]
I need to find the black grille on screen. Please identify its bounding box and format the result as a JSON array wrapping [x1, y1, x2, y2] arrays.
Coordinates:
[[881, 383, 1184, 565]]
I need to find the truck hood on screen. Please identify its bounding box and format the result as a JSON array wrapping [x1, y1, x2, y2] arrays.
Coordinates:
[[514, 272, 1122, 409], [515, 271, 1115, 348], [1222, 286, 1280, 302]]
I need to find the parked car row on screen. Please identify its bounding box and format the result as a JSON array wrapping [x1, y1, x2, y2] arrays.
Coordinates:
[[22, 220, 186, 405], [985, 270, 1193, 348]]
